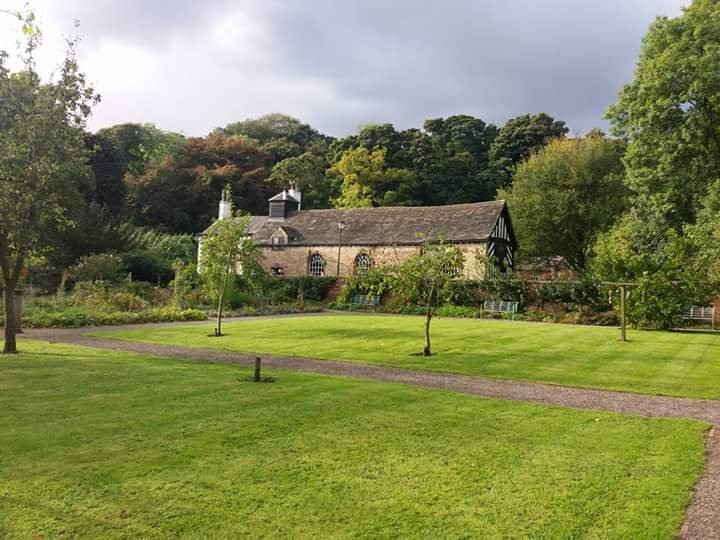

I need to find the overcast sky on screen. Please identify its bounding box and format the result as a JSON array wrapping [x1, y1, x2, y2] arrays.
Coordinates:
[[1, 0, 687, 137]]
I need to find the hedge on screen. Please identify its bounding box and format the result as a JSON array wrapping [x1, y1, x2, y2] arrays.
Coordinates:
[[3, 307, 207, 329]]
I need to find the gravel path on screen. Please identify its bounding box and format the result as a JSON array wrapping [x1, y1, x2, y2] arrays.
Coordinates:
[[23, 324, 720, 539]]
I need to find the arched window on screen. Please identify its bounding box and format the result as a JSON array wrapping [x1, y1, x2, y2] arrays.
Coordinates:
[[308, 254, 325, 276], [354, 253, 372, 275]]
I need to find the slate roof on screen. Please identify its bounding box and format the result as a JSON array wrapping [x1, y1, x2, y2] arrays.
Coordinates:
[[241, 201, 508, 247], [268, 191, 299, 202]]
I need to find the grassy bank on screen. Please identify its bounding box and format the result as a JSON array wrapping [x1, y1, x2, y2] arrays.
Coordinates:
[[0, 340, 706, 538]]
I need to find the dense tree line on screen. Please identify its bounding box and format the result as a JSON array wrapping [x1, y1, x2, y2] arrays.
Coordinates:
[[78, 111, 568, 236], [501, 0, 720, 328], [8, 1, 719, 333], [27, 109, 567, 296]]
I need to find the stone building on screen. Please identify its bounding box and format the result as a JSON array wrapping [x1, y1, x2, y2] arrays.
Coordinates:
[[199, 188, 517, 279]]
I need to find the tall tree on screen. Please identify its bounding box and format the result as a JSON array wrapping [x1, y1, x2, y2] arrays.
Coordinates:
[[85, 132, 127, 216], [607, 0, 720, 231], [499, 134, 626, 271], [331, 147, 419, 208], [421, 115, 498, 204], [0, 11, 99, 353], [215, 113, 329, 165], [270, 150, 336, 209], [125, 134, 272, 232], [328, 123, 409, 168], [489, 113, 568, 187], [96, 123, 185, 176]]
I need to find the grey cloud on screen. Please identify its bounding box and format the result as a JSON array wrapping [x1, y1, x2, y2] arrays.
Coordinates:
[[34, 0, 687, 136]]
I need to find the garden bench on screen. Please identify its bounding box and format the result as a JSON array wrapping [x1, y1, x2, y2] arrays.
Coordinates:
[[482, 300, 519, 320], [683, 306, 715, 330], [349, 295, 380, 309]]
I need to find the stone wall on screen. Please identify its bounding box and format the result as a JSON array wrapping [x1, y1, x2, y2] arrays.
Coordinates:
[[258, 242, 488, 278]]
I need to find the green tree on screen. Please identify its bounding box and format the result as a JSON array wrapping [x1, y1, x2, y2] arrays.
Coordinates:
[[45, 133, 131, 271], [328, 123, 409, 167], [593, 178, 720, 329], [85, 132, 127, 217], [0, 11, 99, 353], [489, 113, 568, 187], [125, 134, 272, 232], [215, 113, 329, 165], [328, 117, 500, 206], [421, 115, 498, 204], [331, 147, 419, 208], [96, 123, 185, 176], [199, 208, 259, 336], [270, 150, 336, 209], [499, 135, 626, 271], [388, 235, 464, 356], [607, 0, 720, 230]]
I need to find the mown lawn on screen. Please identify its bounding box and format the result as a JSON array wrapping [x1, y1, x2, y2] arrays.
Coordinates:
[[96, 315, 720, 399], [0, 340, 707, 538]]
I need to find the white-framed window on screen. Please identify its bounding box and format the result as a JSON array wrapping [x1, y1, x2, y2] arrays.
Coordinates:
[[354, 253, 372, 275], [443, 262, 461, 279], [308, 254, 325, 276]]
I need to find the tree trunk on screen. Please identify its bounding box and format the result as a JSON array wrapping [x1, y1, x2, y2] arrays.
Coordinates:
[[215, 274, 227, 337], [423, 313, 432, 357], [423, 283, 435, 357], [215, 249, 234, 337], [3, 285, 18, 354], [57, 268, 71, 296]]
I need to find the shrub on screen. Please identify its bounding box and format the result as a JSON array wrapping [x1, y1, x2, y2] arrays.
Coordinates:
[[448, 278, 527, 307], [174, 266, 204, 308], [482, 277, 528, 305], [71, 254, 124, 283], [124, 281, 168, 305], [120, 250, 173, 285], [109, 292, 148, 312], [26, 266, 62, 295], [73, 280, 114, 310], [449, 281, 486, 306], [537, 277, 604, 309], [626, 273, 689, 330], [128, 228, 197, 265], [19, 307, 206, 328], [436, 305, 482, 318], [294, 276, 337, 301], [250, 275, 337, 304], [227, 289, 257, 309]]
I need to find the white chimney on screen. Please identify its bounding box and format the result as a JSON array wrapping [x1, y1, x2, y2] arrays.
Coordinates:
[[288, 182, 302, 210], [218, 189, 232, 220]]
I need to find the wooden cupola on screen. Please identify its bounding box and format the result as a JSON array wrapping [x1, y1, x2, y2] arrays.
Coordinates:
[[268, 190, 300, 220]]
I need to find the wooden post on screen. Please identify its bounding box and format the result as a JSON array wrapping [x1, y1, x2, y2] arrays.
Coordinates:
[[254, 357, 261, 382], [619, 285, 627, 342]]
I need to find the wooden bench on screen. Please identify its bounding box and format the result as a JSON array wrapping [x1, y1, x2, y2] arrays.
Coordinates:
[[482, 300, 519, 320], [683, 306, 715, 330], [349, 295, 380, 309]]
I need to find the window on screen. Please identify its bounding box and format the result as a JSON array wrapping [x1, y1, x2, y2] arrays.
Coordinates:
[[271, 266, 284, 277], [271, 236, 286, 251], [443, 262, 461, 279], [354, 253, 372, 275], [308, 254, 325, 276]]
